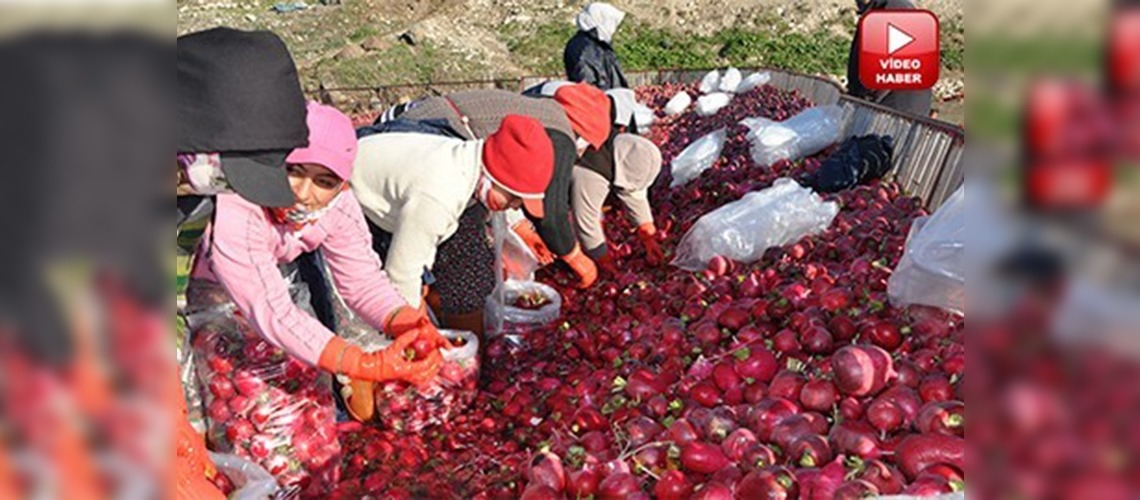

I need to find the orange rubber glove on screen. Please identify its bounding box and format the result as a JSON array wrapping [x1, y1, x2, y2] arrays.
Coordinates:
[[637, 222, 664, 267], [512, 220, 555, 265], [319, 334, 442, 386], [385, 305, 448, 350], [562, 244, 598, 289]]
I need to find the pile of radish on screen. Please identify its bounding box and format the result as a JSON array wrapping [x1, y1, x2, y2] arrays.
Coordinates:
[[329, 82, 966, 498]]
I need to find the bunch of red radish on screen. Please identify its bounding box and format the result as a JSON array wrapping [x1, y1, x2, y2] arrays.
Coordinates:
[[372, 332, 481, 433], [328, 82, 965, 498]]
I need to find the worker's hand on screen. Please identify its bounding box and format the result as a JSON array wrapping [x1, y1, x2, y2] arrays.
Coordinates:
[[595, 250, 618, 277], [384, 305, 429, 338], [319, 335, 442, 386], [562, 245, 598, 289], [637, 223, 664, 267], [408, 319, 450, 352], [512, 221, 556, 265]]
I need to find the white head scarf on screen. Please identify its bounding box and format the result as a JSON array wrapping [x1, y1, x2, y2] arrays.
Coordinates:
[[576, 2, 626, 43]]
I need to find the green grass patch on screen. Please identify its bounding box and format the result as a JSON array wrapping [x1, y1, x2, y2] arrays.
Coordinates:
[[349, 24, 380, 43], [503, 20, 947, 78], [501, 22, 577, 75]]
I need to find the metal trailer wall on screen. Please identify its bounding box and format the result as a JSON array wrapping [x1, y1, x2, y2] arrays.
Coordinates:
[[314, 67, 965, 210]]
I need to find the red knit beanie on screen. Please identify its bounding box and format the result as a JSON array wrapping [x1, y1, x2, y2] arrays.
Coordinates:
[[482, 115, 555, 217], [553, 83, 612, 149]]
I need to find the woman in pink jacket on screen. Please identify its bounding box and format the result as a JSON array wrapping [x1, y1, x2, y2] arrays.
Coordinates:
[[187, 102, 444, 422]]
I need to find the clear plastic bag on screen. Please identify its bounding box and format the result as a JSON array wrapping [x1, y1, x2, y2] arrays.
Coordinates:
[[186, 280, 341, 497], [671, 178, 839, 271], [632, 101, 656, 132], [698, 69, 720, 94], [695, 92, 732, 116], [718, 67, 742, 93], [369, 330, 481, 432], [669, 128, 727, 188], [209, 452, 281, 499], [664, 91, 692, 116], [742, 105, 845, 167], [484, 280, 563, 339], [736, 71, 772, 94], [887, 186, 964, 315]]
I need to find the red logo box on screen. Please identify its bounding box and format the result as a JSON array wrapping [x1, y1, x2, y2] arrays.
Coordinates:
[[859, 10, 940, 91]]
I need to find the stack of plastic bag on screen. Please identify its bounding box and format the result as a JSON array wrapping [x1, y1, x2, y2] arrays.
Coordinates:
[[742, 105, 845, 166], [664, 91, 692, 115], [736, 71, 772, 93], [718, 67, 743, 93], [672, 178, 839, 271], [669, 128, 727, 188]]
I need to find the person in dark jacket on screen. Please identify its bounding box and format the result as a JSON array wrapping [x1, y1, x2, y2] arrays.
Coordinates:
[[393, 86, 613, 291], [846, 0, 934, 117], [564, 2, 630, 90]]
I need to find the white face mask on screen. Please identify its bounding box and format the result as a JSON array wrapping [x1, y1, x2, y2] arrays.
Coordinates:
[[281, 193, 340, 227], [475, 175, 494, 209], [575, 136, 591, 156]]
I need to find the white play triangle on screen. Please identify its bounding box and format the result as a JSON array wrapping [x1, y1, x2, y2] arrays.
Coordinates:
[[887, 24, 915, 55]]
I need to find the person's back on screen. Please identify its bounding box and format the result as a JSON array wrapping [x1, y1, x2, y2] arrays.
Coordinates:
[[399, 89, 576, 141], [845, 0, 934, 117]]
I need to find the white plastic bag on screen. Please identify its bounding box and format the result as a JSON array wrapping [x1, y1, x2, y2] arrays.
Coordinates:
[[695, 92, 732, 116], [671, 178, 839, 271], [632, 101, 656, 131], [743, 105, 845, 166], [669, 128, 727, 188], [664, 91, 692, 115], [698, 69, 720, 94], [485, 280, 562, 338], [888, 186, 964, 315], [736, 71, 771, 93], [718, 67, 742, 93], [210, 452, 280, 500]]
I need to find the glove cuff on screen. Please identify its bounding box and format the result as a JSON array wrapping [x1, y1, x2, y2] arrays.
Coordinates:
[[637, 222, 657, 239], [318, 336, 363, 377], [383, 306, 421, 337]]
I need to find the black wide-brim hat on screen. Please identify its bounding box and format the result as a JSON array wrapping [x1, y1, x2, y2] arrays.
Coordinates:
[[178, 27, 308, 207]]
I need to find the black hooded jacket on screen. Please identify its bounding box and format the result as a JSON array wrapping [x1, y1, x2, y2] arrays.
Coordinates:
[[564, 30, 629, 91]]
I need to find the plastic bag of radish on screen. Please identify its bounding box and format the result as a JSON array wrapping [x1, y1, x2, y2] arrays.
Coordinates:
[[186, 281, 341, 497], [484, 279, 562, 338], [368, 329, 480, 432], [208, 451, 280, 499]]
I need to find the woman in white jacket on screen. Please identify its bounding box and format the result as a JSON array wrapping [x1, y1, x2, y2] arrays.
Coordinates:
[[350, 115, 555, 336]]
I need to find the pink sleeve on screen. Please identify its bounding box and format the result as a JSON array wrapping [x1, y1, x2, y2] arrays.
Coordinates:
[[206, 194, 334, 366], [318, 191, 408, 331]]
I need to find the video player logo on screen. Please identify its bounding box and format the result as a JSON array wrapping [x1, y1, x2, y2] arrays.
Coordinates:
[[859, 10, 940, 91]]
